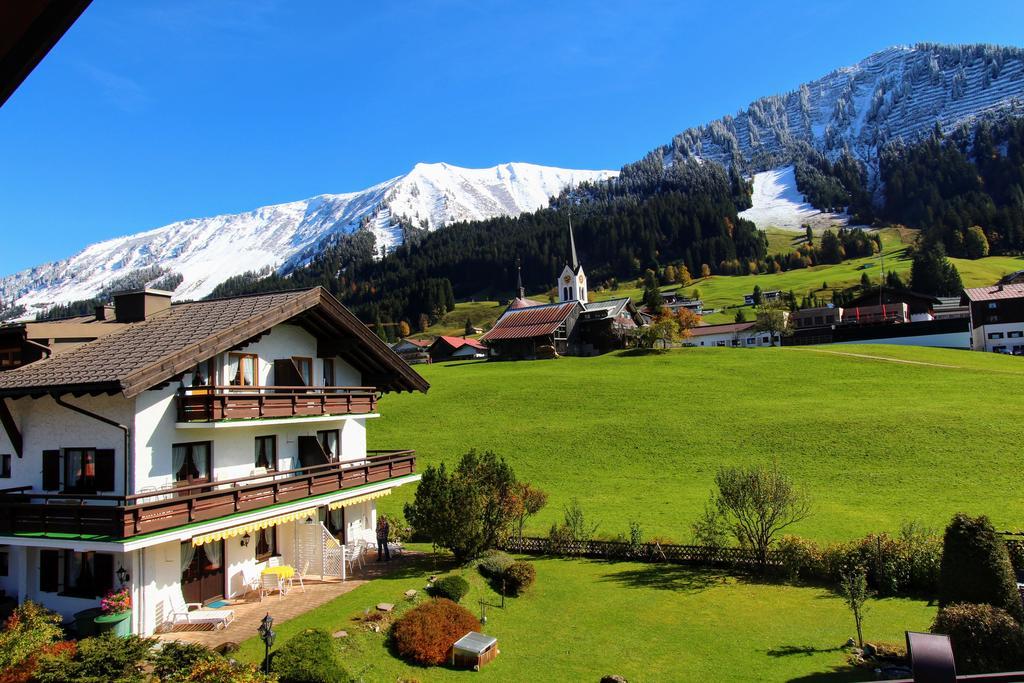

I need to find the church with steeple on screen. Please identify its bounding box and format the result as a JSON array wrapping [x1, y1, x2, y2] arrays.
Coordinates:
[[481, 222, 644, 360]]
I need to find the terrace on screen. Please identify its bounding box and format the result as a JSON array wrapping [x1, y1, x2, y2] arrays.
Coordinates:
[[0, 450, 415, 540], [176, 385, 378, 424]]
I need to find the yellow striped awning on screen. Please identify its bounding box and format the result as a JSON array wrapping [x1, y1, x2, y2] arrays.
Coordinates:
[[191, 507, 317, 546], [328, 489, 391, 510]]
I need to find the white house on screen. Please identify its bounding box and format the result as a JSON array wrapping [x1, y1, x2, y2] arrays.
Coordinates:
[[0, 287, 428, 635], [685, 321, 781, 348], [961, 283, 1024, 354]]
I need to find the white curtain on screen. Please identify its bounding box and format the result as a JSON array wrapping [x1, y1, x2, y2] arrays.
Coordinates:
[[180, 543, 196, 573], [171, 446, 187, 481], [242, 357, 256, 385], [205, 541, 222, 569], [226, 355, 239, 386], [193, 444, 209, 480]]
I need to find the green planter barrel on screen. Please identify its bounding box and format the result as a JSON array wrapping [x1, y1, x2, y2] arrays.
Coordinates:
[[74, 607, 104, 638], [93, 611, 131, 637]]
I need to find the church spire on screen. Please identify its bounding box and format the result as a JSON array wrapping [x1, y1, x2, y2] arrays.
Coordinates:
[[516, 258, 525, 299], [568, 215, 579, 272]]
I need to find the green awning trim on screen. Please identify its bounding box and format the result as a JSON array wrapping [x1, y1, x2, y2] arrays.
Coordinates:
[[0, 475, 418, 545]]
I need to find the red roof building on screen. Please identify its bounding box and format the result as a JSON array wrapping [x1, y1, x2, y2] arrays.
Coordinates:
[[428, 335, 487, 361]]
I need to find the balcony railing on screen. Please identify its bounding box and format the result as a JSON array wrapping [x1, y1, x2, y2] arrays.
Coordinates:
[[176, 385, 378, 423], [0, 450, 415, 539]]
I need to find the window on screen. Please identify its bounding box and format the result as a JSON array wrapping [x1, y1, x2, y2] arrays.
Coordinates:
[[229, 353, 258, 386], [0, 348, 20, 369], [292, 357, 313, 386], [0, 453, 9, 478], [317, 429, 340, 460], [191, 358, 215, 386], [0, 547, 8, 576], [761, 337, 769, 344], [64, 448, 96, 493], [746, 338, 756, 345], [323, 359, 335, 386], [254, 436, 277, 471], [988, 302, 998, 309], [988, 332, 1005, 340], [255, 527, 277, 561], [993, 346, 1008, 353], [1009, 331, 1023, 339], [39, 550, 113, 598], [172, 442, 211, 485]]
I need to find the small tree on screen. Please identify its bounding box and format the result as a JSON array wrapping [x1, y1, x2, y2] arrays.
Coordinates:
[[699, 462, 812, 568], [700, 263, 711, 279], [805, 225, 813, 244], [734, 309, 747, 323], [464, 318, 474, 336], [509, 482, 548, 540], [417, 313, 430, 333], [398, 320, 411, 338], [939, 513, 1023, 622], [673, 308, 701, 341], [404, 450, 519, 562], [965, 226, 990, 259], [840, 566, 873, 649], [752, 284, 763, 305], [755, 300, 791, 346], [554, 498, 599, 543]]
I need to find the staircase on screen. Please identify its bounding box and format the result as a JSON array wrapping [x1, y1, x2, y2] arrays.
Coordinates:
[[295, 521, 346, 581]]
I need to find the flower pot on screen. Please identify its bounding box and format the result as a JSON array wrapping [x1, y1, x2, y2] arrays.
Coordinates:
[[74, 607, 104, 638], [94, 610, 131, 637]]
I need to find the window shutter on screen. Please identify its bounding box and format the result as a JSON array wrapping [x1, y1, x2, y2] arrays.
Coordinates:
[[42, 450, 60, 491], [95, 449, 116, 491], [39, 550, 59, 592], [93, 553, 114, 596]]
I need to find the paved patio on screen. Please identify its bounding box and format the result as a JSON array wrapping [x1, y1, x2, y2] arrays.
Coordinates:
[[156, 551, 421, 650]]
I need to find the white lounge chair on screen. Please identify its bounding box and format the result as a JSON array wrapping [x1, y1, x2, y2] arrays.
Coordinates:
[[167, 593, 234, 630], [290, 560, 310, 593]]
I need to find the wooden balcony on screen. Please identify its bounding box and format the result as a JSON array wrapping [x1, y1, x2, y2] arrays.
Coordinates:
[[0, 450, 415, 540], [176, 385, 378, 423]]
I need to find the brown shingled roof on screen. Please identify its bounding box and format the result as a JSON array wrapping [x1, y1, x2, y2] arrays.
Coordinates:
[[0, 287, 428, 397], [481, 302, 578, 341], [961, 283, 1024, 303]]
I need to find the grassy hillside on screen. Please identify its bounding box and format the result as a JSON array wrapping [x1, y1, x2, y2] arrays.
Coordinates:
[[375, 345, 1024, 542], [589, 228, 1024, 323]]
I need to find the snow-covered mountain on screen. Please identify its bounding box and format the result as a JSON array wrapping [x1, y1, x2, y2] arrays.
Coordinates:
[[661, 44, 1024, 179], [0, 162, 616, 313], [738, 166, 849, 231]]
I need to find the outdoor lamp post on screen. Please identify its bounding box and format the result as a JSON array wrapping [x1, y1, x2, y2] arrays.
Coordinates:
[[258, 613, 275, 675], [116, 565, 130, 585]]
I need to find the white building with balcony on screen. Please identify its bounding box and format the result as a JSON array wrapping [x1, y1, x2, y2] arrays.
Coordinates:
[[0, 287, 428, 635]]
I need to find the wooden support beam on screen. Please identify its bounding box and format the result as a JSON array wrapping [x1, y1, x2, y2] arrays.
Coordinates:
[[0, 398, 22, 457]]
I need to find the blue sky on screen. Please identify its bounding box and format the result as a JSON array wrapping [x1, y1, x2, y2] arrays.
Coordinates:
[[2, 0, 1023, 274]]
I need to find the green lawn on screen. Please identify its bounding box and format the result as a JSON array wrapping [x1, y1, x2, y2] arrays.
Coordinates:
[[375, 346, 1024, 543], [235, 554, 934, 682]]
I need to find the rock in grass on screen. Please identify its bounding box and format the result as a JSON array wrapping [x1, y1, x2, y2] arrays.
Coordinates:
[[404, 589, 418, 598], [377, 602, 395, 612], [332, 630, 348, 638]]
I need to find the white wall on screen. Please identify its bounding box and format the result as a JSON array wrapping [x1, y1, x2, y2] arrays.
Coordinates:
[[835, 331, 971, 349], [2, 394, 132, 494], [972, 322, 1024, 353]]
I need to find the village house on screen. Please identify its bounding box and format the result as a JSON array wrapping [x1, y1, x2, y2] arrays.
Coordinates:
[[961, 283, 1024, 354], [481, 227, 644, 359], [684, 322, 781, 348], [390, 338, 431, 365], [743, 290, 782, 306], [427, 335, 488, 362], [0, 287, 428, 636]]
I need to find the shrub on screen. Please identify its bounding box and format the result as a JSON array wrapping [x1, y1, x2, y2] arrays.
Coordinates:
[[0, 641, 76, 683], [181, 657, 275, 683], [150, 641, 218, 682], [932, 603, 1024, 674], [391, 599, 482, 666], [939, 513, 1023, 621], [0, 600, 63, 674], [504, 561, 536, 596], [36, 633, 154, 683], [776, 535, 822, 583], [272, 629, 350, 683], [476, 550, 514, 578], [431, 575, 470, 603]]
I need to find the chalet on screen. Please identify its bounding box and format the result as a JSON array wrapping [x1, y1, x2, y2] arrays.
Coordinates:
[[685, 322, 781, 348], [0, 287, 428, 635], [791, 306, 842, 330], [840, 302, 909, 325], [428, 335, 487, 362], [391, 338, 431, 364], [481, 228, 644, 359], [961, 283, 1024, 354], [845, 289, 940, 322], [744, 290, 781, 306]]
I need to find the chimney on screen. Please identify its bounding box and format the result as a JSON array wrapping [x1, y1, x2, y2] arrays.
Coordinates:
[[112, 289, 173, 323], [94, 304, 115, 321]]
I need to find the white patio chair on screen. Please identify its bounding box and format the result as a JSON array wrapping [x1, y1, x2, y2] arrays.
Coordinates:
[[344, 544, 362, 575], [241, 568, 262, 600], [260, 573, 285, 601], [267, 555, 282, 568], [167, 592, 234, 630], [290, 560, 310, 593]]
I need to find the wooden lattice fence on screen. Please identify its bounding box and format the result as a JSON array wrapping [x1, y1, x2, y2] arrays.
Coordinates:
[[499, 536, 782, 570]]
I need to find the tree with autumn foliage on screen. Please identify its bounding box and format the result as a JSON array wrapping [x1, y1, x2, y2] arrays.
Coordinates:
[[509, 482, 549, 540], [398, 320, 411, 338]]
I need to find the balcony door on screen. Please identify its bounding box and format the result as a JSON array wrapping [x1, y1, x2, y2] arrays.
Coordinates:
[[181, 541, 224, 605], [172, 442, 211, 487]]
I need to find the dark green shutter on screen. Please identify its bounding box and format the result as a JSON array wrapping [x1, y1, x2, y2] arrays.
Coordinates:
[[95, 449, 115, 491], [39, 550, 59, 592], [42, 450, 60, 491]]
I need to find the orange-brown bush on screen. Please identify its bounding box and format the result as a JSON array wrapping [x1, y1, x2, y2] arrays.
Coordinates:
[[391, 599, 481, 666]]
